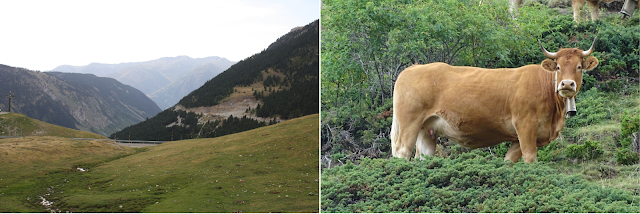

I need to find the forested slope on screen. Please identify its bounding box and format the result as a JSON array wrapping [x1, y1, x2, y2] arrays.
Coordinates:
[[179, 20, 319, 119]]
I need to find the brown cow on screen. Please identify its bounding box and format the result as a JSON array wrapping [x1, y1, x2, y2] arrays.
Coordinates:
[[509, 0, 615, 22], [390, 38, 599, 163], [572, 0, 616, 22]]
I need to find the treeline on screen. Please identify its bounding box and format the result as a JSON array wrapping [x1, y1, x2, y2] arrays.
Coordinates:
[[109, 108, 276, 141], [110, 108, 199, 141], [199, 115, 276, 138]]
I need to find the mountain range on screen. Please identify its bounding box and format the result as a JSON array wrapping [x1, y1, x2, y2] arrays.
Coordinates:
[[0, 64, 161, 136], [51, 56, 235, 109], [112, 19, 319, 141]]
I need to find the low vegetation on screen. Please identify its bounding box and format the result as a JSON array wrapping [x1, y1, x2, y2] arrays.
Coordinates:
[[0, 114, 319, 212], [321, 151, 639, 213]]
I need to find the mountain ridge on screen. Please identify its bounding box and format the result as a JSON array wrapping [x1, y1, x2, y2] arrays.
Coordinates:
[[148, 63, 224, 109], [0, 64, 161, 136]]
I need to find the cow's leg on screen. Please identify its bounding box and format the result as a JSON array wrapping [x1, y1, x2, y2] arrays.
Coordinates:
[[504, 142, 523, 163], [393, 119, 421, 160], [514, 122, 538, 163], [587, 0, 600, 21], [415, 127, 436, 160], [572, 0, 586, 22]]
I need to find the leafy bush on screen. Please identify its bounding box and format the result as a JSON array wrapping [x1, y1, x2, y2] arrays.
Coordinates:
[[615, 148, 639, 165], [537, 140, 564, 162], [321, 150, 639, 212], [565, 87, 609, 128], [538, 15, 639, 85], [620, 111, 639, 149], [564, 140, 603, 160]]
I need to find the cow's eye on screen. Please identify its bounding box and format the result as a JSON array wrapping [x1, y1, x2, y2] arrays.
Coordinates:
[[577, 64, 582, 70], [555, 66, 560, 70]]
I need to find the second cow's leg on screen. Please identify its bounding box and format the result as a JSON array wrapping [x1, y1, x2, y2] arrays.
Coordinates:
[[504, 142, 523, 163], [572, 0, 586, 22], [415, 128, 437, 160], [587, 0, 600, 21]]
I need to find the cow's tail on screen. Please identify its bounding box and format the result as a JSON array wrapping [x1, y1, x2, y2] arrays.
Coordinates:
[[390, 105, 399, 157]]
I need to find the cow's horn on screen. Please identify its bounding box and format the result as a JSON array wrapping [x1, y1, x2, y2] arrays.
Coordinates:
[[581, 36, 597, 57], [538, 39, 557, 59]]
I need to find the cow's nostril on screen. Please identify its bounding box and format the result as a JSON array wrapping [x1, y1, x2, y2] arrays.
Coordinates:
[[570, 82, 575, 87]]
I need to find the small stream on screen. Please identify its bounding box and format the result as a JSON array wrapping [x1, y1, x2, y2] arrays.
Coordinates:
[[37, 168, 87, 213], [38, 187, 61, 213]]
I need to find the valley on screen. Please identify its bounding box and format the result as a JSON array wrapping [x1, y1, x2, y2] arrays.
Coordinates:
[[0, 114, 319, 213], [51, 56, 235, 110]]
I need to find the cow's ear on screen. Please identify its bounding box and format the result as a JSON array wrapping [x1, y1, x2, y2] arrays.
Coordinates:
[[582, 56, 598, 71], [541, 59, 557, 73]]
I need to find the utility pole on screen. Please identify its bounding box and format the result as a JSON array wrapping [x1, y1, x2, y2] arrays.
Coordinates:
[[5, 92, 15, 113]]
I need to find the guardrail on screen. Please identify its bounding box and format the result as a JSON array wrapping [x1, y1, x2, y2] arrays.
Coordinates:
[[112, 139, 167, 144], [71, 138, 167, 144], [0, 136, 23, 139], [0, 136, 167, 145]]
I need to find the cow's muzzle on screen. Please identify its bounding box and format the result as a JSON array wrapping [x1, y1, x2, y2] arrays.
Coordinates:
[[558, 80, 577, 98]]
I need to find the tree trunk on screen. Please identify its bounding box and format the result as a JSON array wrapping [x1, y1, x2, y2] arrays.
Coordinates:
[[633, 130, 640, 154]]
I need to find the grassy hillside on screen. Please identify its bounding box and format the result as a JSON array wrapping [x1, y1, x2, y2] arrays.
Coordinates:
[[0, 114, 319, 212], [0, 113, 106, 139]]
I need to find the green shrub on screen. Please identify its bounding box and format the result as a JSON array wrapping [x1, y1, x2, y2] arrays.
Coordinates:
[[321, 150, 639, 212], [615, 148, 639, 165], [564, 140, 603, 160], [620, 111, 639, 149], [566, 88, 608, 128], [537, 140, 564, 162]]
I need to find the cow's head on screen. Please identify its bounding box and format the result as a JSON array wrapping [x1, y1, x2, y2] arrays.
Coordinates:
[[538, 37, 599, 98]]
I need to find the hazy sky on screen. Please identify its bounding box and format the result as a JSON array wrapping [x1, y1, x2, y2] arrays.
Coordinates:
[[0, 0, 319, 71]]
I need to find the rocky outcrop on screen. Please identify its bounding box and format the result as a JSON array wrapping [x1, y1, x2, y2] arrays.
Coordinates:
[[174, 95, 283, 123]]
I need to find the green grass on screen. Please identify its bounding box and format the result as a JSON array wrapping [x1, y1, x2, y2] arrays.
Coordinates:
[[0, 113, 106, 139], [0, 136, 135, 212], [0, 114, 319, 213]]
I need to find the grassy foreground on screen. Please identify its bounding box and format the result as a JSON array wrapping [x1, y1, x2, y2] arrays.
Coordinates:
[[0, 113, 106, 139], [0, 114, 319, 212]]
